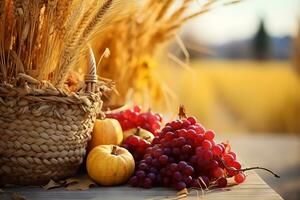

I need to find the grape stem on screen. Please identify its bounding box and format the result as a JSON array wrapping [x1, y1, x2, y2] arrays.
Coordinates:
[[219, 157, 280, 178], [178, 105, 187, 119], [239, 167, 280, 178]]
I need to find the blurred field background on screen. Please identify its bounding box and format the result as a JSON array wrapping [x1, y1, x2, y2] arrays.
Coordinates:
[[159, 60, 300, 134]]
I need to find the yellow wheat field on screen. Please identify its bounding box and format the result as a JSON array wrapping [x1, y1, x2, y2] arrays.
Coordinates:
[[158, 60, 300, 134]]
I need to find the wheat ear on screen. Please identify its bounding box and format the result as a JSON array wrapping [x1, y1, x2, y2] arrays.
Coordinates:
[[54, 0, 118, 88], [81, 0, 114, 40], [52, 4, 96, 87]]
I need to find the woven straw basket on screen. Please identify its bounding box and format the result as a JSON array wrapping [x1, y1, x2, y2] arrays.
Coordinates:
[[0, 47, 104, 185]]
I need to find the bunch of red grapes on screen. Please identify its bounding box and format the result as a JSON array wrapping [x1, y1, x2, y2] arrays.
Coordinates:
[[128, 111, 246, 190], [107, 106, 163, 136]]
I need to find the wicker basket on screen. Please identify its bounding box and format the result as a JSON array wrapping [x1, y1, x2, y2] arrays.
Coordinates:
[[0, 47, 104, 185]]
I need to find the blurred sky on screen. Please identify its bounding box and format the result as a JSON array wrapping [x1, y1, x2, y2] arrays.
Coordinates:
[[184, 0, 300, 45]]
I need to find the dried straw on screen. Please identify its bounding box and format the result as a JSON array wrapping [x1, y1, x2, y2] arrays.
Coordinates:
[[0, 0, 131, 90], [91, 0, 239, 107]]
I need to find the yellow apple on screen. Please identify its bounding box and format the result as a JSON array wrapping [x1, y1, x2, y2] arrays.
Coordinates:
[[123, 128, 154, 143]]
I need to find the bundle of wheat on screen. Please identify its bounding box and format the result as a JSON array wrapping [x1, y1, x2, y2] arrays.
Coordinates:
[[91, 0, 240, 108], [0, 0, 131, 89]]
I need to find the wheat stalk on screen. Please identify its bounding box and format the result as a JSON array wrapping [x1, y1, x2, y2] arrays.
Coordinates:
[[0, 0, 6, 81], [81, 0, 114, 40], [51, 3, 96, 86]]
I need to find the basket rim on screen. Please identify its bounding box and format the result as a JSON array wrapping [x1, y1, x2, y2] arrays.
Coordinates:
[[0, 73, 106, 107]]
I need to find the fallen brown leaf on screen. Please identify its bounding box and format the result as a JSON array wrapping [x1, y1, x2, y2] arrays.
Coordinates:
[[42, 179, 62, 190], [11, 193, 27, 200], [177, 188, 188, 196], [65, 175, 96, 191], [174, 194, 187, 200]]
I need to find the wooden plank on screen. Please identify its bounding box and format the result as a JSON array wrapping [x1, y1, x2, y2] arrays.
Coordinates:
[[0, 171, 283, 200]]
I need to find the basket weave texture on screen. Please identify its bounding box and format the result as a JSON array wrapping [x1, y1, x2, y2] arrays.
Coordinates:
[[0, 78, 103, 185], [0, 77, 103, 185]]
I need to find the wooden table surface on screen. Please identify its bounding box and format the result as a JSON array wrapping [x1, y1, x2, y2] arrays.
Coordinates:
[[2, 134, 292, 200], [0, 171, 283, 200]]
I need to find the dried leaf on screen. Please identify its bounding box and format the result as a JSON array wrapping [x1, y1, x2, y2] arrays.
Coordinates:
[[177, 188, 188, 196], [173, 188, 188, 200], [174, 194, 187, 200], [65, 175, 96, 191], [11, 193, 27, 200], [42, 179, 62, 190]]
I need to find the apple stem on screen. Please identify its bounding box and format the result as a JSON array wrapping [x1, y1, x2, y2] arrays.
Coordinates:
[[136, 127, 141, 134], [111, 145, 118, 155]]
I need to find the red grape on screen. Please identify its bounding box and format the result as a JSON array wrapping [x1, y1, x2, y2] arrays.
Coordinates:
[[153, 149, 163, 158], [170, 163, 178, 172], [209, 160, 219, 169], [129, 176, 138, 187], [143, 178, 152, 188], [177, 129, 188, 137], [149, 167, 158, 174], [170, 120, 183, 130], [163, 177, 170, 187], [223, 154, 234, 164], [162, 126, 173, 133], [133, 105, 141, 113], [212, 167, 224, 178], [203, 150, 213, 161], [195, 124, 205, 134], [151, 158, 160, 167], [172, 147, 181, 156], [187, 116, 197, 125], [165, 132, 175, 141], [181, 144, 192, 154], [205, 130, 215, 140], [234, 172, 246, 184], [217, 177, 228, 188], [175, 181, 186, 191], [226, 167, 238, 177], [202, 140, 212, 150], [163, 147, 172, 155], [182, 119, 191, 128], [174, 171, 183, 181], [178, 161, 188, 171], [231, 161, 241, 170], [212, 145, 223, 156], [159, 155, 169, 165], [152, 137, 160, 145], [228, 151, 237, 160], [136, 170, 146, 179], [147, 173, 156, 182], [138, 163, 149, 171], [183, 166, 194, 176]]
